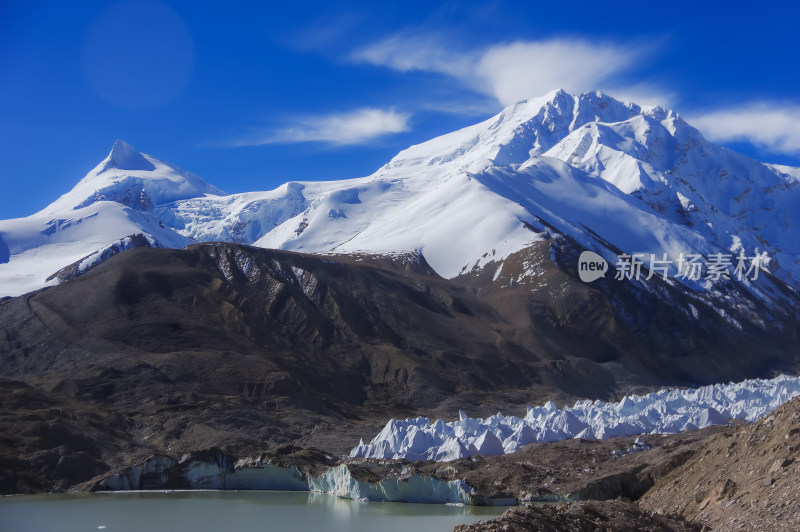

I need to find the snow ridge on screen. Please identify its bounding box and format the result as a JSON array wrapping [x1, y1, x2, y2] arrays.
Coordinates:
[[349, 375, 800, 462]]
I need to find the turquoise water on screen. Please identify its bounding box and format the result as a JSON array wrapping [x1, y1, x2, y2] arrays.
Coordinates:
[[0, 490, 506, 531]]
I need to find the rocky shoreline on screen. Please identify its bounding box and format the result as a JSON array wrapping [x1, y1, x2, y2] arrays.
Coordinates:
[[5, 397, 800, 531], [81, 425, 724, 505], [66, 395, 800, 531]]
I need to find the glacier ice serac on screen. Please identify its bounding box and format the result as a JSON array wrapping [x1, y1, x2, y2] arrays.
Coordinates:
[[100, 456, 478, 505], [1, 89, 799, 298], [349, 375, 800, 462]]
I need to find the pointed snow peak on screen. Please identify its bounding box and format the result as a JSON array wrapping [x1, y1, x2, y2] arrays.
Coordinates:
[[105, 140, 155, 171], [512, 87, 569, 109], [544, 87, 572, 107], [504, 88, 575, 121], [39, 141, 226, 214]]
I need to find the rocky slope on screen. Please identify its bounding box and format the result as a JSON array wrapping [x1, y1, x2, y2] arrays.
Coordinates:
[[454, 500, 703, 532], [461, 396, 800, 531], [639, 396, 800, 530], [1, 240, 798, 494]]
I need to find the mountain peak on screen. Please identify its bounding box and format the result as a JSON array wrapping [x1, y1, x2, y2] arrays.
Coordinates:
[[105, 140, 155, 171], [543, 87, 569, 101], [387, 89, 646, 172], [37, 141, 226, 215]]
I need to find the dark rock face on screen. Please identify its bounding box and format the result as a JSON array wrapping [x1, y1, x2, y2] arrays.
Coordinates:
[[0, 379, 120, 493], [0, 241, 798, 493]]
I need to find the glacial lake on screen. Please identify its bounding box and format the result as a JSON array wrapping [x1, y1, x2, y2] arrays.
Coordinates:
[[0, 490, 507, 531]]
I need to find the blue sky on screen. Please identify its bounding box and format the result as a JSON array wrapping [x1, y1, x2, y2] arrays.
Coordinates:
[[2, 0, 799, 219]]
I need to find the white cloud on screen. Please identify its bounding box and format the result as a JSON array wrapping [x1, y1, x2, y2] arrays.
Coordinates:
[[690, 104, 800, 156], [234, 108, 411, 146], [475, 40, 637, 105], [352, 35, 644, 106]]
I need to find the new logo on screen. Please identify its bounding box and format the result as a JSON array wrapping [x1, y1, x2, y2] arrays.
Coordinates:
[[578, 251, 608, 282]]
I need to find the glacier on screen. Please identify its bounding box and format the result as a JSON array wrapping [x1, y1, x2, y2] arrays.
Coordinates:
[[95, 375, 800, 504], [308, 464, 474, 504], [99, 454, 479, 505], [349, 375, 800, 461]]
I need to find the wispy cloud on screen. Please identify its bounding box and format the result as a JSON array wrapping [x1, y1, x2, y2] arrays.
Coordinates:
[[690, 103, 800, 156], [352, 33, 474, 78], [581, 82, 678, 109], [417, 97, 500, 117], [232, 108, 411, 147], [288, 11, 365, 52], [352, 34, 645, 106]]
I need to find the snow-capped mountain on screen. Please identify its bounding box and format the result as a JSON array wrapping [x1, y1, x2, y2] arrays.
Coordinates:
[[0, 140, 216, 296], [249, 89, 799, 286], [1, 90, 799, 300]]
